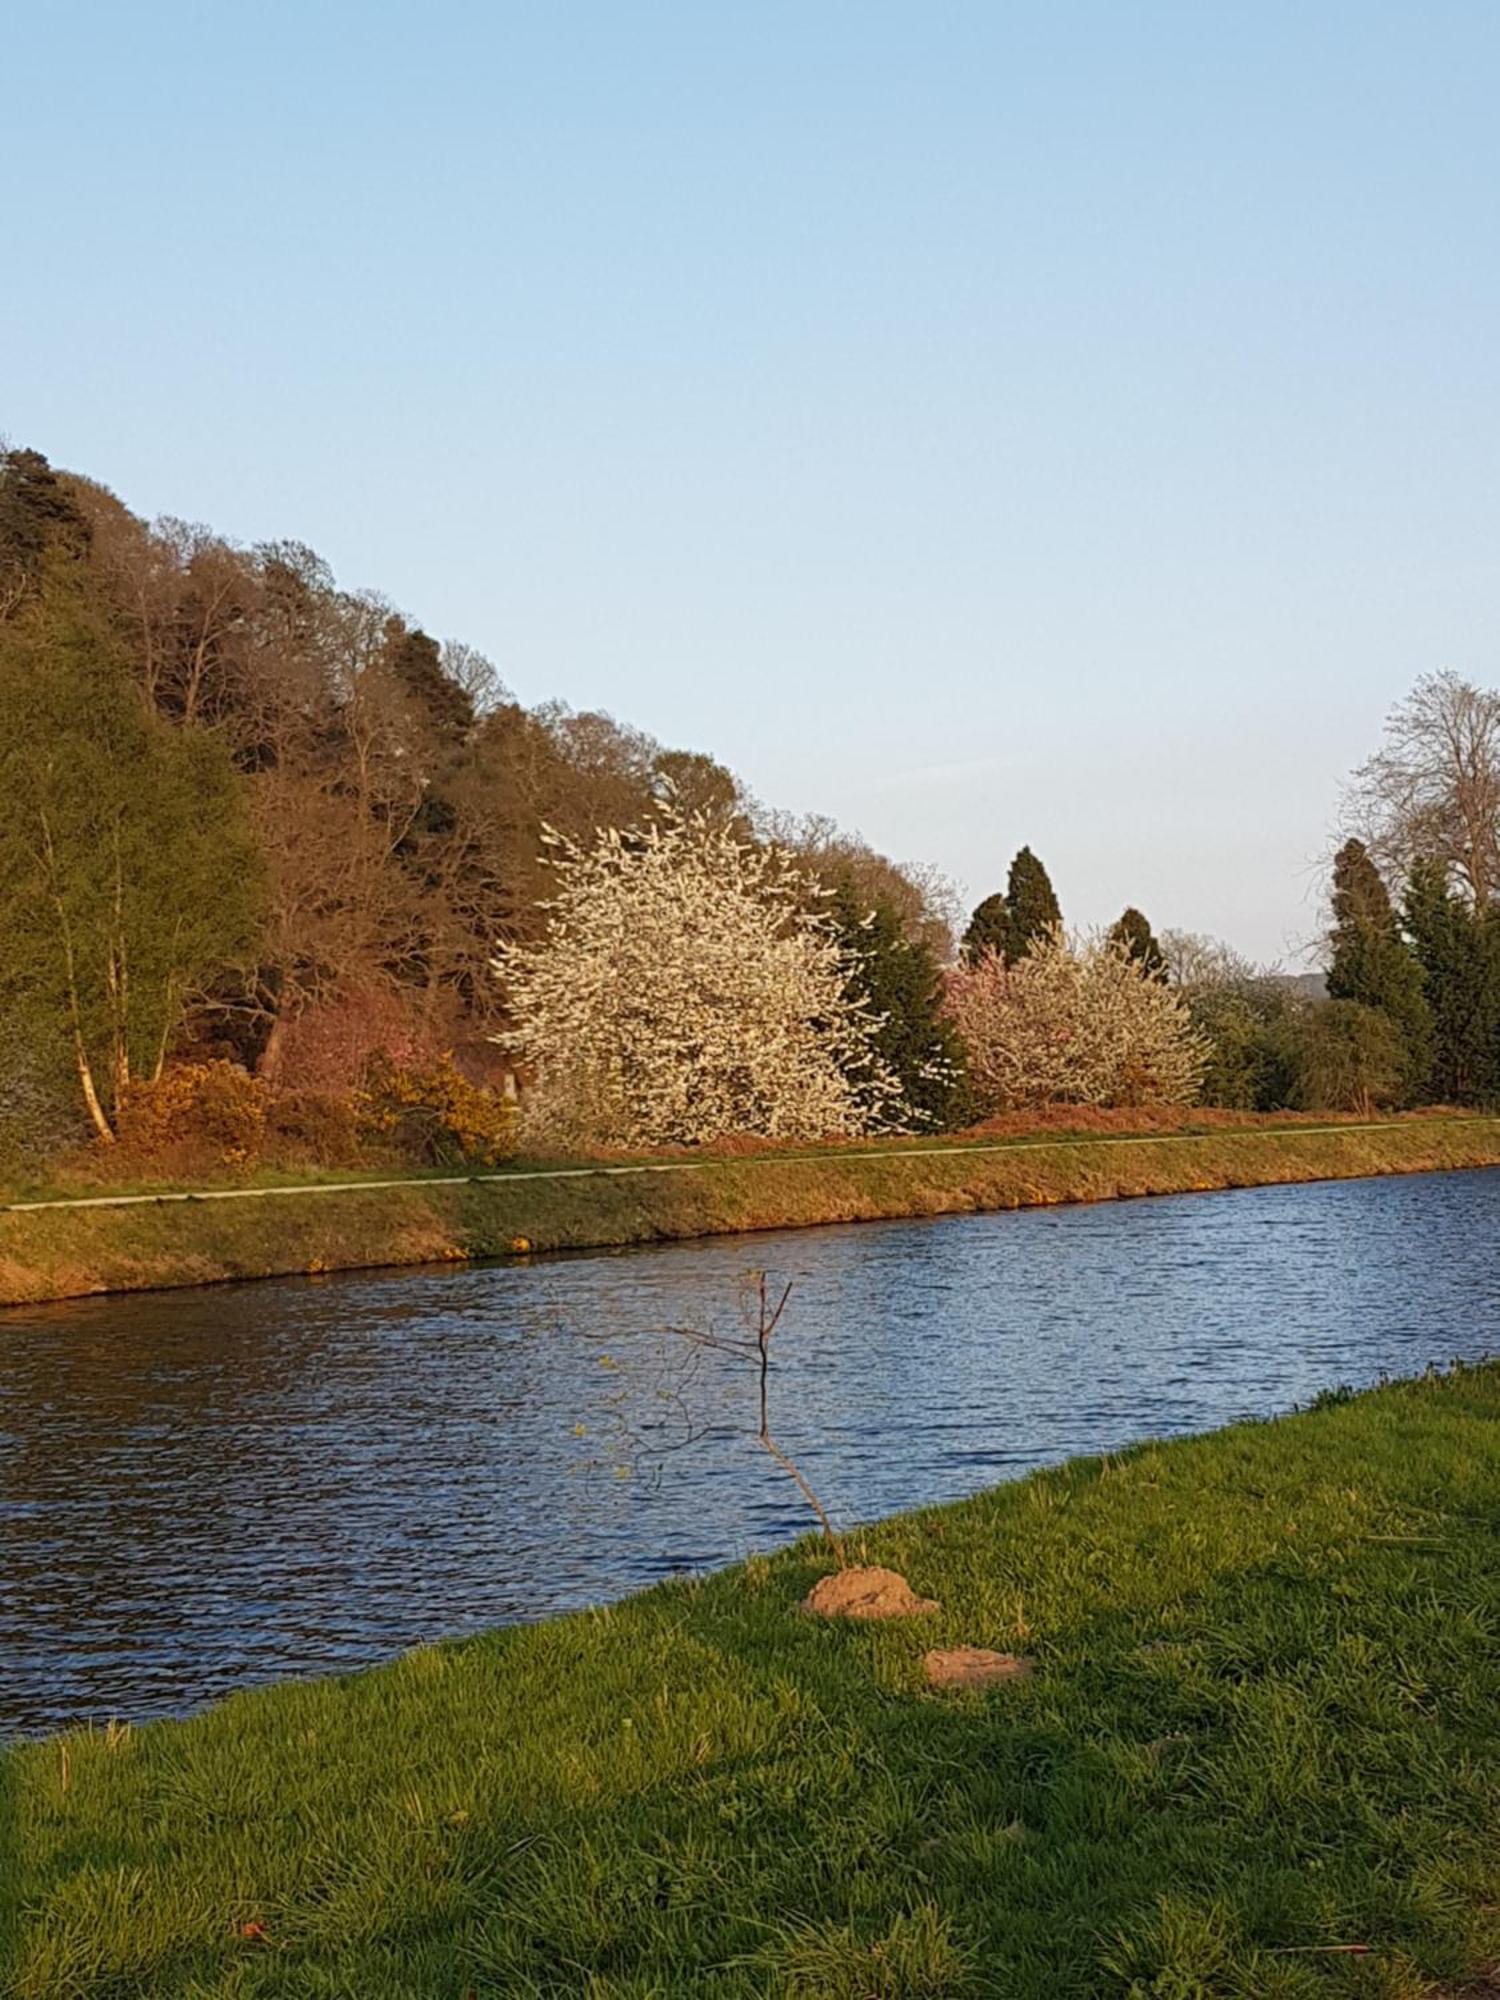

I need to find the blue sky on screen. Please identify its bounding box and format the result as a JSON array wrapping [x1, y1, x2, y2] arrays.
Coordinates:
[[4, 2, 1497, 959]]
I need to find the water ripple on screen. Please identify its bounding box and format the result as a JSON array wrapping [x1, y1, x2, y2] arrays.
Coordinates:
[[1, 1168, 1497, 1733]]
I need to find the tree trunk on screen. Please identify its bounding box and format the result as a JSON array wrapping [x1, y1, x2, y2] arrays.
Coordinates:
[[258, 1011, 287, 1085], [39, 805, 116, 1143], [107, 826, 131, 1106], [73, 1036, 115, 1144]]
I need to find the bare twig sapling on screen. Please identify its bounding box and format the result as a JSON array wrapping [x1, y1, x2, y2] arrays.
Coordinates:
[[659, 1272, 845, 1566]]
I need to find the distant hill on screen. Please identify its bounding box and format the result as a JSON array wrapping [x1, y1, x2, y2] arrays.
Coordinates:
[[1278, 971, 1329, 1002]]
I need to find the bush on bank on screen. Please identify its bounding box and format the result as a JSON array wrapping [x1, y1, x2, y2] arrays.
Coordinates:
[[67, 1054, 519, 1182]]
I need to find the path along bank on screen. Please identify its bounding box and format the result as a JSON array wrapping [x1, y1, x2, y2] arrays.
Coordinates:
[[2, 1114, 1499, 1306]]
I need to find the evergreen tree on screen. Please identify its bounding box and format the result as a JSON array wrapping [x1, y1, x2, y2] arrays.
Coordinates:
[[1002, 846, 1061, 962], [960, 891, 1009, 965], [1402, 860, 1500, 1105], [1293, 1000, 1407, 1115], [0, 447, 91, 603], [829, 880, 969, 1130], [1326, 838, 1432, 1099], [1108, 907, 1165, 979], [382, 618, 475, 740]]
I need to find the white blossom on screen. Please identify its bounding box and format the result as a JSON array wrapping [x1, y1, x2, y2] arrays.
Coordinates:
[[946, 927, 1208, 1112], [494, 814, 899, 1148]]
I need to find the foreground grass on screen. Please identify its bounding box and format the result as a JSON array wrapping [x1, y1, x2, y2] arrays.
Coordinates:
[[4, 1366, 1498, 1997], [3, 1114, 1500, 1305]]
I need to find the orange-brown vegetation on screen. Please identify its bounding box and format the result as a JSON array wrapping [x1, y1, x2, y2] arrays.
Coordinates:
[[2, 1112, 1496, 1308]]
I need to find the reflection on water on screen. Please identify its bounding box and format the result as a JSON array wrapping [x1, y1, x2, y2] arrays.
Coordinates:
[[2, 1168, 1497, 1733]]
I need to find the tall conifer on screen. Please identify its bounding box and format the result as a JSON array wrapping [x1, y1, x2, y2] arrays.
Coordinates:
[[1326, 838, 1431, 1099], [1402, 860, 1499, 1104], [960, 891, 1009, 965], [1108, 907, 1166, 979], [1002, 847, 1062, 962], [830, 880, 968, 1130]]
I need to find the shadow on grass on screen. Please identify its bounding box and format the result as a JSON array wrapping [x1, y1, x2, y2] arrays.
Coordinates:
[[6, 1370, 1499, 1996]]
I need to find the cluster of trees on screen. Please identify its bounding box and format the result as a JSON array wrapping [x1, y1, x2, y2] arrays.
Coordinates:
[[1161, 939, 1399, 1116], [7, 440, 1499, 1165], [501, 825, 1201, 1146], [1321, 674, 1500, 1109], [0, 444, 961, 1159], [1154, 674, 1500, 1118], [945, 845, 1201, 1114]]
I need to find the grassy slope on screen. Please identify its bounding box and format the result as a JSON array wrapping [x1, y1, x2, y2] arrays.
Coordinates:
[[4, 1364, 1498, 1998], [3, 1115, 1500, 1306]]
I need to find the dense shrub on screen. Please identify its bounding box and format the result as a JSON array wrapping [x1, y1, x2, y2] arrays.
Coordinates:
[[946, 929, 1206, 1112], [1187, 984, 1305, 1111], [1292, 1000, 1408, 1114], [497, 815, 897, 1148], [263, 1089, 363, 1167], [361, 1054, 517, 1167], [1187, 977, 1415, 1117], [114, 1062, 267, 1167]]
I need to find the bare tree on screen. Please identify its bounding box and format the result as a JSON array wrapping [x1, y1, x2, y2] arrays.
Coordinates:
[[718, 1276, 843, 1562], [641, 1276, 846, 1563], [1158, 929, 1264, 991], [756, 806, 962, 962], [1344, 672, 1500, 908], [440, 639, 509, 718]]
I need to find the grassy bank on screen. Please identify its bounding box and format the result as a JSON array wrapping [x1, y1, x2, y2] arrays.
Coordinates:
[[4, 1363, 1497, 1996], [3, 1114, 1500, 1307]]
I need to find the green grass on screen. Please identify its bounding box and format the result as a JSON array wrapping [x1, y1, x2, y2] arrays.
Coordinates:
[[5, 1364, 1498, 1997], [5, 1115, 1500, 1306]]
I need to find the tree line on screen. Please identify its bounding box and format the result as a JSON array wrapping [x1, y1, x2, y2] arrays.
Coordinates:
[[0, 444, 959, 1159], [3, 442, 1497, 1169]]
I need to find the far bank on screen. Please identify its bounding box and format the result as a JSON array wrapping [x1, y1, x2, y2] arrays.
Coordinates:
[[2, 1114, 1498, 1308]]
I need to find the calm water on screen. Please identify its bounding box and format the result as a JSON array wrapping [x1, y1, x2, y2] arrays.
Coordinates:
[[3, 1169, 1498, 1735]]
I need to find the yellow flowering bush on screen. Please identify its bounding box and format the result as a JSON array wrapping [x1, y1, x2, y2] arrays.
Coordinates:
[[115, 1062, 267, 1167], [360, 1054, 517, 1167]]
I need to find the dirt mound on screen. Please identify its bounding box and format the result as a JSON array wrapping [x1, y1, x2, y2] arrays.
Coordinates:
[[802, 1567, 938, 1619], [923, 1646, 1033, 1689]]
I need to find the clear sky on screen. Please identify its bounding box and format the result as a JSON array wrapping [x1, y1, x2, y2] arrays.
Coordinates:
[[4, 3, 1497, 961]]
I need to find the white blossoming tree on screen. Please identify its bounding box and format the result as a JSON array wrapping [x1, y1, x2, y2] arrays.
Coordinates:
[[946, 926, 1208, 1112], [495, 815, 899, 1148]]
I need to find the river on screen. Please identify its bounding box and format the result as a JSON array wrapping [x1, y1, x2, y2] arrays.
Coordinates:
[[2, 1167, 1497, 1735]]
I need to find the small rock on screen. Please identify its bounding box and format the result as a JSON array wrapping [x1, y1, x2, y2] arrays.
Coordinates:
[[923, 1646, 1033, 1690], [802, 1566, 938, 1620]]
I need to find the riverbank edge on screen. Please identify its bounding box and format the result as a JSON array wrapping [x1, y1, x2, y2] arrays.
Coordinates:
[[2, 1115, 1498, 1307], [4, 1361, 1498, 1997]]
